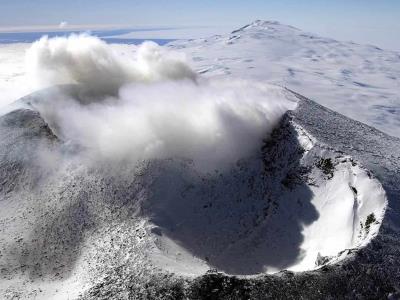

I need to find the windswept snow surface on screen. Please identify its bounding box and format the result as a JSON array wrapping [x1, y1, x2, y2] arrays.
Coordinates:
[[171, 20, 400, 137], [0, 44, 31, 108]]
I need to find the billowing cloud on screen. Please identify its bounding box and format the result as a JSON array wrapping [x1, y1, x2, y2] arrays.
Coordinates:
[[26, 34, 196, 96], [26, 35, 296, 169]]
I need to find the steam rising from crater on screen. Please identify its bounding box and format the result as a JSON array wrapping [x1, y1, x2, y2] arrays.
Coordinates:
[[26, 34, 196, 95], [26, 34, 296, 168]]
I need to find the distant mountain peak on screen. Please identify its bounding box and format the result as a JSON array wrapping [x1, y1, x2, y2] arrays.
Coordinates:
[[251, 20, 281, 26], [232, 20, 300, 34]]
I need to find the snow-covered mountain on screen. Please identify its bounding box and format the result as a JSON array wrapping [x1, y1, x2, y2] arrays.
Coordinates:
[[170, 20, 400, 138], [0, 21, 399, 299]]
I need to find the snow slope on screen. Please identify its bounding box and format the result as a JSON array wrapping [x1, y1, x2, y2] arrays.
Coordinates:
[[0, 44, 31, 108], [170, 20, 400, 137]]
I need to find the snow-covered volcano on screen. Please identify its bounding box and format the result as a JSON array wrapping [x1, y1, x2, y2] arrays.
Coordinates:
[[0, 85, 392, 299], [170, 20, 400, 138], [0, 21, 399, 299]]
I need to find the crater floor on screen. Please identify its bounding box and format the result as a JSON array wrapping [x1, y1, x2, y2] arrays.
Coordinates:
[[144, 115, 387, 276]]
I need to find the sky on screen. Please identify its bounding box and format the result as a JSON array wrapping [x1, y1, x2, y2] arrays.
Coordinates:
[[0, 0, 399, 50]]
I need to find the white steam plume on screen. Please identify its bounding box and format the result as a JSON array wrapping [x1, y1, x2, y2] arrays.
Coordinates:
[[26, 34, 196, 95], [26, 35, 296, 169]]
